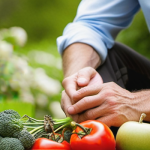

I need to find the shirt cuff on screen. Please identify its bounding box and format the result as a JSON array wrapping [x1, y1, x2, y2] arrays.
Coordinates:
[[57, 23, 114, 64]]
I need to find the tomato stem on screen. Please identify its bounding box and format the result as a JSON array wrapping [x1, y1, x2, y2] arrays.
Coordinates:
[[139, 113, 146, 123], [71, 121, 89, 135], [54, 122, 71, 133], [72, 132, 86, 135]]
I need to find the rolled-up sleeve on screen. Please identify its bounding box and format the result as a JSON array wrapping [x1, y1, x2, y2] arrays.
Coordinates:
[[57, 0, 140, 64]]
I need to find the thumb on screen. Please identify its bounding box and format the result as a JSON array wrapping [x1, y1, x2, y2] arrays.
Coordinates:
[[77, 67, 97, 87]]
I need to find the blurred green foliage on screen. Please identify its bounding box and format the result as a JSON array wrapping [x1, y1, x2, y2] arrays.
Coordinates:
[[116, 10, 150, 59], [0, 0, 80, 43]]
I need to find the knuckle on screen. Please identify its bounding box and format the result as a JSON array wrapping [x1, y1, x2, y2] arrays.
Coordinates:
[[77, 69, 84, 76], [106, 97, 117, 106], [77, 87, 88, 96], [70, 93, 78, 104], [62, 78, 68, 87], [109, 82, 118, 89], [105, 82, 116, 89], [71, 93, 79, 102], [77, 67, 95, 77], [62, 76, 71, 88], [102, 88, 115, 98], [82, 97, 90, 105], [109, 81, 116, 86], [85, 66, 95, 73]]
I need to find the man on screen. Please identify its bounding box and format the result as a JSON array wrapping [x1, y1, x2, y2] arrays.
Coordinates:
[[57, 1, 150, 136]]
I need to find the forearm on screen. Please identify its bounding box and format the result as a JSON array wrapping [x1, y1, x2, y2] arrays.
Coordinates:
[[62, 43, 101, 77]]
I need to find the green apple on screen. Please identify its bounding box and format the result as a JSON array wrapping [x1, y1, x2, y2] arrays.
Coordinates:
[[116, 113, 150, 150]]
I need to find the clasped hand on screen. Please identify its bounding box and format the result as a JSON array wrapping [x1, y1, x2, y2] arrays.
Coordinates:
[[61, 67, 141, 127]]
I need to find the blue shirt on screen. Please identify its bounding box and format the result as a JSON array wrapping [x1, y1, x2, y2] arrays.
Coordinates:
[[57, 0, 150, 64]]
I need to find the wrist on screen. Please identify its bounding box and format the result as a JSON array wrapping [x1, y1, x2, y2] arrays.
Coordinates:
[[62, 43, 101, 77]]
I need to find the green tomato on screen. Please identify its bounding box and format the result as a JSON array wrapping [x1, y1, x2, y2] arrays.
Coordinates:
[[116, 120, 150, 150]]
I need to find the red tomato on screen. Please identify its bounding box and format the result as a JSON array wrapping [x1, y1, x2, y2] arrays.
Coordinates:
[[31, 138, 71, 150], [70, 120, 116, 150]]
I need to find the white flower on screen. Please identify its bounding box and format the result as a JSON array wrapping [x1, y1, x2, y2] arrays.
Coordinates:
[[49, 101, 66, 119], [19, 90, 35, 104], [28, 50, 62, 69], [0, 41, 13, 60], [9, 27, 27, 47], [9, 56, 34, 90], [11, 55, 30, 75], [33, 68, 62, 95]]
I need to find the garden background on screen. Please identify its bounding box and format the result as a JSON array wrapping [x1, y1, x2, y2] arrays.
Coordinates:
[[0, 0, 150, 119]]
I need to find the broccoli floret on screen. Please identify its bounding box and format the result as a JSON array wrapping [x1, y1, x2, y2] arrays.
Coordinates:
[[0, 137, 24, 150], [17, 129, 35, 150], [3, 109, 21, 119], [0, 110, 23, 137]]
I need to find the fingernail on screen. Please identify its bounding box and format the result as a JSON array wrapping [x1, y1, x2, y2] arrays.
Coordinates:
[[68, 106, 75, 114], [77, 78, 87, 84]]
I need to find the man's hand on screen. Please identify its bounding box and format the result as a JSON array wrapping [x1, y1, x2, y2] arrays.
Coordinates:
[[62, 67, 150, 127], [67, 81, 141, 127], [62, 67, 150, 128], [62, 67, 103, 101], [61, 67, 103, 116]]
